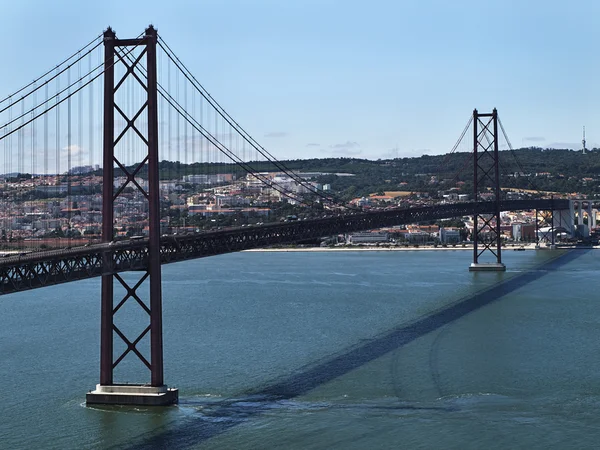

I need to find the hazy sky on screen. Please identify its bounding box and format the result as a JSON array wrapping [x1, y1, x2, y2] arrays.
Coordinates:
[[2, 0, 599, 161]]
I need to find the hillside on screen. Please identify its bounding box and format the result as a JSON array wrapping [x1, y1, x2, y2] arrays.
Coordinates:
[[275, 147, 600, 199]]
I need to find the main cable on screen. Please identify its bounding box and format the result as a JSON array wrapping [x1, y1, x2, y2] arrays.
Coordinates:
[[0, 34, 103, 106], [0, 34, 144, 143], [498, 115, 545, 196], [115, 48, 318, 207], [160, 90, 310, 206], [158, 88, 311, 206], [157, 36, 353, 209], [1, 54, 104, 132]]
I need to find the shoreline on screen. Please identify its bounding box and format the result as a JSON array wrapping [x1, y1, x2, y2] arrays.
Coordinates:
[[244, 243, 548, 252]]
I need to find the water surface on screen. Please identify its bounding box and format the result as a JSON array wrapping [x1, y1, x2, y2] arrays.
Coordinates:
[[0, 249, 598, 449]]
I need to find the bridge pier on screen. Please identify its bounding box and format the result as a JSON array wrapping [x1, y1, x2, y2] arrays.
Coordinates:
[[87, 384, 178, 406], [469, 262, 506, 271], [86, 26, 177, 407], [551, 200, 592, 240], [575, 200, 592, 238]]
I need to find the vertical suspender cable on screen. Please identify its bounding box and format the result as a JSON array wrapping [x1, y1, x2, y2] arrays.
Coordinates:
[[176, 66, 180, 214], [19, 102, 24, 177], [167, 55, 172, 182], [3, 98, 9, 245], [77, 52, 83, 243], [44, 84, 48, 247], [8, 96, 12, 242], [88, 50, 94, 243], [31, 83, 37, 251], [67, 65, 72, 248], [55, 67, 60, 245]]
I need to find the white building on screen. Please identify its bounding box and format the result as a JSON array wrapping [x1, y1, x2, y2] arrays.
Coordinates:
[[183, 174, 234, 185], [347, 232, 389, 244], [438, 227, 461, 244]]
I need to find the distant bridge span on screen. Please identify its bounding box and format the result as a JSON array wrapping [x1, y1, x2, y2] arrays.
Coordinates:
[[0, 199, 567, 296]]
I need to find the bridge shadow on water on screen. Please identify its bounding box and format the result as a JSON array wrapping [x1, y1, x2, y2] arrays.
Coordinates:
[[125, 249, 589, 449]]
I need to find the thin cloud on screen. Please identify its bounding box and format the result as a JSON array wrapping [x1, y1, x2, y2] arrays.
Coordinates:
[[524, 136, 545, 142], [324, 141, 361, 156], [264, 132, 288, 138], [330, 141, 359, 149], [306, 143, 320, 147]]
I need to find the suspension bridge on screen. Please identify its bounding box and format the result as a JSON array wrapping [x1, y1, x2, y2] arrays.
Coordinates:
[[0, 26, 589, 405]]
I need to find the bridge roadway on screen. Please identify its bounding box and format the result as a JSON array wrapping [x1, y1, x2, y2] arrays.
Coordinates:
[[0, 199, 567, 295]]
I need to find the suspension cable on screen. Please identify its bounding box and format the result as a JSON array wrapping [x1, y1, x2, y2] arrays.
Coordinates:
[[115, 47, 324, 207], [0, 55, 103, 132], [159, 89, 311, 206], [0, 34, 144, 143], [0, 34, 103, 105], [498, 116, 545, 195], [157, 36, 351, 208], [433, 115, 473, 188]]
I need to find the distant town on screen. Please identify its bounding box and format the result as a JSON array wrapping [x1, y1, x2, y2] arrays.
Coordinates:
[[0, 151, 595, 250]]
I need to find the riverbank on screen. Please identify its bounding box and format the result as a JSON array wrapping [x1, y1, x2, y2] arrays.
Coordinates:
[[244, 243, 545, 252]]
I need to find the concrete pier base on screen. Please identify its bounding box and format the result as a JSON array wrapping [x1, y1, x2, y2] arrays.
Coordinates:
[[86, 384, 178, 406], [469, 263, 506, 272]]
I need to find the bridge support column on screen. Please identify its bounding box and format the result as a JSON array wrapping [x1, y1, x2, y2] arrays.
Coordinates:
[[469, 108, 505, 271], [583, 200, 592, 238], [535, 209, 540, 249], [87, 26, 177, 406], [553, 201, 576, 240]]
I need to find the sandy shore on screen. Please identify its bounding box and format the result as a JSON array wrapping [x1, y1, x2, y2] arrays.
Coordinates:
[[244, 243, 544, 252]]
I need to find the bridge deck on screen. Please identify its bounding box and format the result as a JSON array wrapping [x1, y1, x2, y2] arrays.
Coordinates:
[[0, 200, 568, 295]]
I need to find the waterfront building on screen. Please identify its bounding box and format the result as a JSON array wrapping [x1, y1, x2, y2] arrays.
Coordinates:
[[405, 230, 431, 244], [438, 227, 461, 244], [512, 223, 536, 241], [347, 232, 389, 244]]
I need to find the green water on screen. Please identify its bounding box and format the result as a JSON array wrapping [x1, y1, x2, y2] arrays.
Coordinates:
[[1, 249, 599, 449]]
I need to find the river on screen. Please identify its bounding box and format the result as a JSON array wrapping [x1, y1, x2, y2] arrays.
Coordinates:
[[0, 249, 599, 449]]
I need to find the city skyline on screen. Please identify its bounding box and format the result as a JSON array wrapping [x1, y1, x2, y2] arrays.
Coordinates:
[[2, 0, 600, 163]]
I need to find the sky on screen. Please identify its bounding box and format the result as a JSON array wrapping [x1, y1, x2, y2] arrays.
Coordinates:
[[1, 0, 600, 161]]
